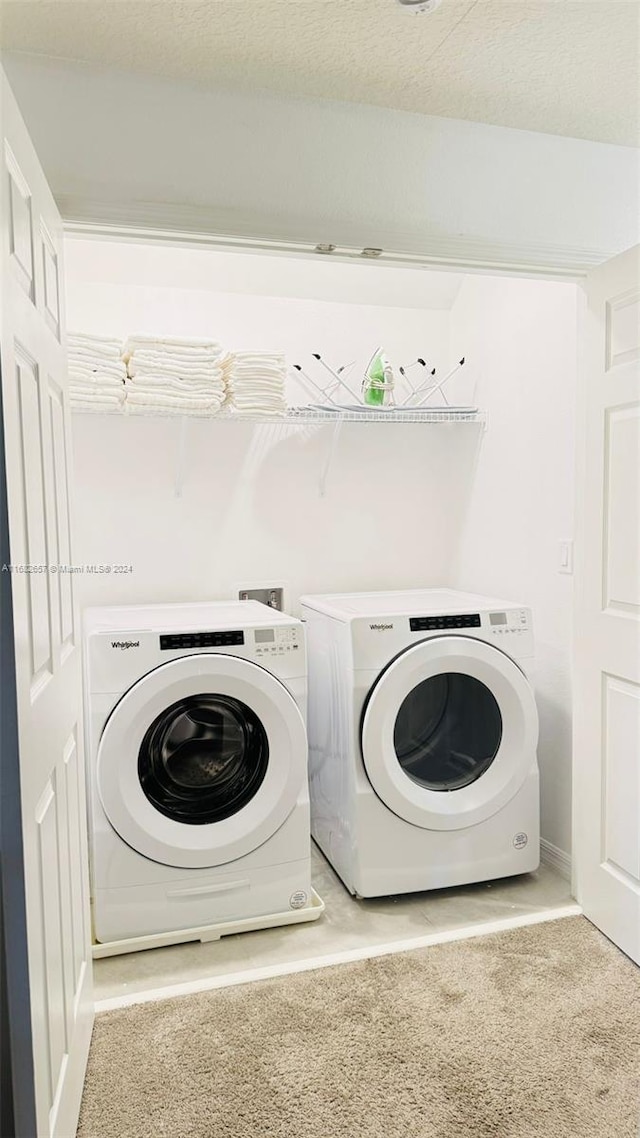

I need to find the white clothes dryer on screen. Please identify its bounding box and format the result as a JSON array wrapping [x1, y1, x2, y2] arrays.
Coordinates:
[[84, 601, 311, 945], [300, 589, 540, 897]]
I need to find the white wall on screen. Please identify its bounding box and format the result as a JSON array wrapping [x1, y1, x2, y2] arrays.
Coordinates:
[[66, 239, 478, 615], [450, 275, 578, 859], [71, 415, 479, 608], [5, 54, 639, 270]]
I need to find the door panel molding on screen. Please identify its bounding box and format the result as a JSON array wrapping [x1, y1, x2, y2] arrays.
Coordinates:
[[1, 66, 93, 1137], [573, 244, 640, 964]]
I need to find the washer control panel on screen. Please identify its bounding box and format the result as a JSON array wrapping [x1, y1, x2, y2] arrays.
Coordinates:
[[487, 608, 530, 639], [254, 625, 303, 657]]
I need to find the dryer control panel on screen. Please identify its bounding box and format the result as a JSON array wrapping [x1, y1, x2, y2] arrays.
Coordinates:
[[350, 602, 534, 669], [487, 608, 530, 641]]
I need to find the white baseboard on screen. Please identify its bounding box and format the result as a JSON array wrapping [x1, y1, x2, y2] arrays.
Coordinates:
[[540, 838, 572, 881]]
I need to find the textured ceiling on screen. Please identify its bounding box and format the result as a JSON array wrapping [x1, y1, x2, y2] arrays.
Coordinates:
[[1, 0, 638, 146]]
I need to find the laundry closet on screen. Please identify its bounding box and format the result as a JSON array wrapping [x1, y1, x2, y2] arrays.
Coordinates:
[[63, 233, 578, 954], [2, 9, 638, 1125]]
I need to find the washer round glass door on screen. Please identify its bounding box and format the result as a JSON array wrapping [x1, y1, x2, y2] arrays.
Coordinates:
[[97, 654, 307, 868], [138, 693, 270, 825], [361, 636, 538, 831]]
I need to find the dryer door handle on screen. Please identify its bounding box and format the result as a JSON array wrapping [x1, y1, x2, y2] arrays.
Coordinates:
[[167, 878, 251, 899]]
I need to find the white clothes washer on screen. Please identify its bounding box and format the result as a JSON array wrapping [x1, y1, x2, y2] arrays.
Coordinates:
[[301, 589, 540, 897], [84, 601, 311, 946]]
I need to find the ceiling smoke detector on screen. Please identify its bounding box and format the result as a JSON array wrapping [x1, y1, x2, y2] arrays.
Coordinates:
[[396, 0, 443, 13]]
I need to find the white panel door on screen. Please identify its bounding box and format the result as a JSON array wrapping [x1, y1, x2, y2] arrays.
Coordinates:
[[574, 245, 640, 964], [0, 70, 93, 1135]]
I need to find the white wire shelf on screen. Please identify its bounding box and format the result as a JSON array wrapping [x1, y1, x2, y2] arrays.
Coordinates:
[[285, 406, 483, 424], [71, 405, 485, 425]]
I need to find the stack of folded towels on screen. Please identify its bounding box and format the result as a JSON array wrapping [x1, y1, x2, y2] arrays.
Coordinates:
[[225, 352, 287, 414], [68, 333, 127, 411], [123, 335, 227, 415]]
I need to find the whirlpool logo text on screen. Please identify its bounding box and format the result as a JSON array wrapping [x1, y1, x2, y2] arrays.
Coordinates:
[[369, 624, 394, 631], [111, 640, 140, 650]]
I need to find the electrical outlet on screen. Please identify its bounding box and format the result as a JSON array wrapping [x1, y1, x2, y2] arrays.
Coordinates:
[[237, 586, 285, 611]]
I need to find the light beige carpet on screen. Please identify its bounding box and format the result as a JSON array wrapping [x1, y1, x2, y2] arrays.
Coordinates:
[[78, 916, 640, 1138]]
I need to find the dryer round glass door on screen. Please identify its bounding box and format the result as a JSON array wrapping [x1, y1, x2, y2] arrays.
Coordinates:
[[361, 636, 538, 831], [97, 654, 307, 868], [394, 672, 502, 792]]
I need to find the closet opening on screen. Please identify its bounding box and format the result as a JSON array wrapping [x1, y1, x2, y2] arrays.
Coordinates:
[[64, 227, 580, 1007]]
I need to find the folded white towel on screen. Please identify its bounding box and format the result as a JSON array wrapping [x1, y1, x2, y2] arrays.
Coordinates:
[[125, 378, 220, 394], [69, 348, 125, 362], [70, 393, 125, 409], [129, 347, 224, 363], [69, 340, 123, 356], [228, 376, 285, 389], [71, 406, 122, 416], [125, 385, 223, 402], [69, 360, 124, 377], [69, 352, 125, 366], [128, 364, 223, 380], [231, 362, 283, 369], [127, 361, 224, 381], [69, 357, 123, 373], [230, 374, 285, 381], [70, 363, 127, 380], [125, 404, 220, 418], [70, 357, 124, 375], [230, 361, 285, 372], [70, 377, 124, 396], [228, 393, 285, 404], [69, 375, 125, 390], [231, 383, 285, 393], [126, 333, 221, 347], [124, 334, 221, 355], [228, 375, 285, 393], [68, 332, 123, 351], [232, 360, 285, 369], [70, 375, 124, 389], [125, 374, 224, 391], [232, 365, 286, 374], [233, 352, 285, 361], [70, 352, 125, 365], [125, 391, 223, 412], [226, 348, 287, 411], [69, 364, 125, 377], [231, 368, 286, 378], [232, 394, 287, 405], [230, 386, 285, 394], [232, 358, 284, 366]]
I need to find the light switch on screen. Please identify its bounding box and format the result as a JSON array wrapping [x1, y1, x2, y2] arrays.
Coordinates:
[[558, 540, 574, 575]]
